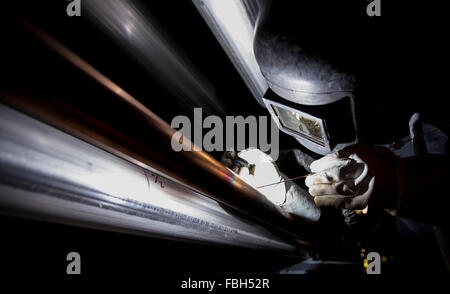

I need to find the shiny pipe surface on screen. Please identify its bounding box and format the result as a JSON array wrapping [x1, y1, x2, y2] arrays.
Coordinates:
[[0, 103, 298, 252], [8, 20, 313, 243], [83, 0, 224, 116]]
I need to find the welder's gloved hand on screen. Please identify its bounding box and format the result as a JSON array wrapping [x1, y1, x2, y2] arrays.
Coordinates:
[[221, 149, 320, 223], [305, 143, 399, 209]]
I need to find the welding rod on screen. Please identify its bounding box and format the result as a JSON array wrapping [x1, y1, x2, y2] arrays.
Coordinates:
[[256, 173, 315, 189]]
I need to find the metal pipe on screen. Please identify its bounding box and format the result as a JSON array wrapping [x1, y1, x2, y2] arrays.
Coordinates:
[[4, 20, 313, 243], [0, 103, 299, 252], [83, 0, 224, 117]]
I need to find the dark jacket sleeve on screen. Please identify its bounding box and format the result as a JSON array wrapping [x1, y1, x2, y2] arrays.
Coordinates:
[[395, 154, 450, 225]]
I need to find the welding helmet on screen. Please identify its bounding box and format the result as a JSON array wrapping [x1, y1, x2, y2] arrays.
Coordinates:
[[253, 0, 411, 155]]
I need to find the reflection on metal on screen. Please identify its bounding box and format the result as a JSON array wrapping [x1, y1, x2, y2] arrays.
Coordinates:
[[0, 104, 297, 252], [11, 21, 308, 243], [270, 103, 327, 147], [265, 99, 331, 154], [280, 259, 360, 274], [82, 0, 224, 116], [193, 0, 268, 106]]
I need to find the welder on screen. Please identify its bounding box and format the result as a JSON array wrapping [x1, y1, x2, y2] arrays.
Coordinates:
[[237, 0, 450, 226]]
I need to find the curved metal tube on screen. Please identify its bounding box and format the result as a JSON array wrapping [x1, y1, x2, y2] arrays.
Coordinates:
[[0, 103, 298, 252], [83, 0, 224, 116], [11, 20, 312, 243]]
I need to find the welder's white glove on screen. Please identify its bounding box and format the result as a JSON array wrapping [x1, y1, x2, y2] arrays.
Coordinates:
[[305, 143, 399, 209], [223, 149, 320, 222]]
